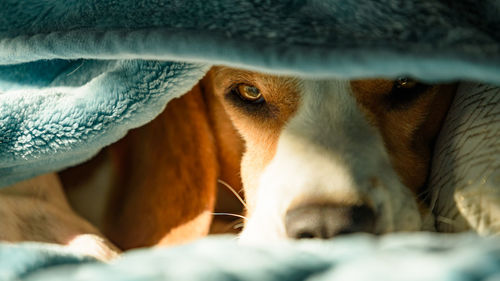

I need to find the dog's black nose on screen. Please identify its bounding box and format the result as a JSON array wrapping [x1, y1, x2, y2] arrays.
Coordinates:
[[284, 204, 376, 239]]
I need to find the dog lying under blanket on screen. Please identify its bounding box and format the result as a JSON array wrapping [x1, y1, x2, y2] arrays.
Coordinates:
[[0, 66, 457, 259]]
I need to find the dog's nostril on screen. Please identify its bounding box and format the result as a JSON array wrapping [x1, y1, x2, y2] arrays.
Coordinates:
[[284, 204, 376, 239], [296, 232, 316, 239]]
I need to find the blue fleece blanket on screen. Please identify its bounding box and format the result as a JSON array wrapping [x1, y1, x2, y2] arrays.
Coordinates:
[[3, 234, 500, 281], [1, 0, 500, 280], [1, 0, 499, 187]]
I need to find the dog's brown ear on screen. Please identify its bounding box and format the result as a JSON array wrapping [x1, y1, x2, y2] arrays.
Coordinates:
[[103, 81, 219, 250], [199, 72, 246, 233]]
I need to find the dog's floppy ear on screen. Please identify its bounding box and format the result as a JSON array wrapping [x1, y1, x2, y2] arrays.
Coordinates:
[[199, 72, 246, 232], [103, 81, 219, 249]]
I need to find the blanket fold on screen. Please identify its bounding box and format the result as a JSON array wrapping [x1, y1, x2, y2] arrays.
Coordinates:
[[1, 0, 499, 186], [4, 234, 500, 281]]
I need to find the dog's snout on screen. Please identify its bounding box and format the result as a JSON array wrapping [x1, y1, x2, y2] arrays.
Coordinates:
[[284, 204, 376, 239]]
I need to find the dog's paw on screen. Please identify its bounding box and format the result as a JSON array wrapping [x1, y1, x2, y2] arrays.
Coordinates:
[[0, 173, 121, 261], [66, 234, 120, 261]]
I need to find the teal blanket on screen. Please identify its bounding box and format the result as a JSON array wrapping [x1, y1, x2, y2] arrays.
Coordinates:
[[3, 234, 500, 281], [1, 0, 499, 187], [1, 1, 499, 280]]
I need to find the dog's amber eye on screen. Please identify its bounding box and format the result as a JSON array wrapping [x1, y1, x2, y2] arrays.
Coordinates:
[[235, 84, 264, 103], [394, 77, 418, 89], [386, 77, 430, 109]]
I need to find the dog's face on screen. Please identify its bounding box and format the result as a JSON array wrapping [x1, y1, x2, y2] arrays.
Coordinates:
[[205, 66, 455, 242]]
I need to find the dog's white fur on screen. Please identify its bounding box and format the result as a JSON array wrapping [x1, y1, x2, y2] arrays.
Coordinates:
[[240, 79, 422, 243]]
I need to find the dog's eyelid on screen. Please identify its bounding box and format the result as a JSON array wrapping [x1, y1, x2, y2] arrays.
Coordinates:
[[227, 83, 266, 105], [394, 77, 419, 89], [391, 76, 430, 92], [237, 84, 262, 99], [223, 81, 252, 94], [385, 79, 431, 110]]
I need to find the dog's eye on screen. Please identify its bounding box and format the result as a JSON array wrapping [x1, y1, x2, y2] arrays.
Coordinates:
[[386, 77, 430, 109], [394, 77, 419, 89], [225, 83, 276, 119], [233, 84, 264, 103]]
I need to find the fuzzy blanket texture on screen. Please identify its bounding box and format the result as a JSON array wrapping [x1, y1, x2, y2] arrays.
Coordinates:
[[0, 0, 499, 280], [3, 234, 500, 281], [0, 0, 499, 187]]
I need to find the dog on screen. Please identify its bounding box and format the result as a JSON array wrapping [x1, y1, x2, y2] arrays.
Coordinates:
[[0, 173, 121, 260], [202, 67, 456, 242], [0, 66, 456, 258]]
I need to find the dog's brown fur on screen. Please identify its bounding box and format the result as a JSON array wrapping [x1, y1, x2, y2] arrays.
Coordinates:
[[61, 79, 244, 250]]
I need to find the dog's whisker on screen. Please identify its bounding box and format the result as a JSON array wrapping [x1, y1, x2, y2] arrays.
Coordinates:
[[221, 219, 244, 232], [233, 222, 245, 229], [217, 218, 244, 233], [217, 179, 248, 209], [212, 212, 248, 220], [435, 215, 457, 226]]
